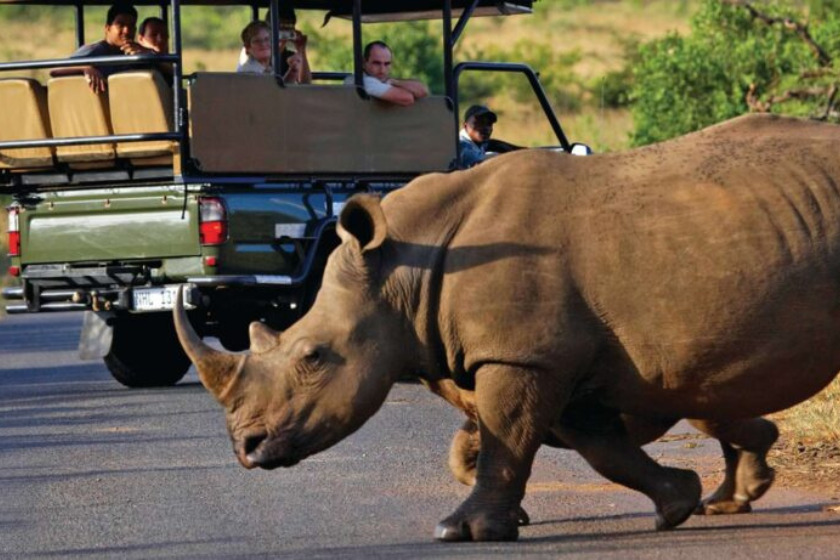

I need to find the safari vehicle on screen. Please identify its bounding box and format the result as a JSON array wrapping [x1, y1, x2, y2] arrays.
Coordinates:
[[1, 0, 587, 387]]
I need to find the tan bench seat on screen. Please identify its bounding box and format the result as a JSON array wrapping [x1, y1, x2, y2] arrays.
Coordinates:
[[108, 71, 175, 166], [0, 78, 54, 170], [47, 75, 115, 166], [188, 72, 456, 174]]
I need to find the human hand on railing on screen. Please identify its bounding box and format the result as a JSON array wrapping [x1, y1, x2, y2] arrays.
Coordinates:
[[83, 66, 106, 93], [120, 41, 153, 55]]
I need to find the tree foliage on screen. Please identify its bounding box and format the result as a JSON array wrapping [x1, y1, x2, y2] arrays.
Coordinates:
[[630, 0, 840, 146], [457, 41, 583, 112], [307, 21, 445, 94]]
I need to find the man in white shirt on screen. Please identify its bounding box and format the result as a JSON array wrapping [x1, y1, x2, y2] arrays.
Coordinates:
[[362, 41, 429, 106]]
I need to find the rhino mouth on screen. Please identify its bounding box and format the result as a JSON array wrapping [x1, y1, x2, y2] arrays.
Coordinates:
[[241, 427, 336, 470], [240, 431, 308, 470]]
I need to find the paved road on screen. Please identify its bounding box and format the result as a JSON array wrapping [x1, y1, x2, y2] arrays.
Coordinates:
[[1, 313, 839, 559]]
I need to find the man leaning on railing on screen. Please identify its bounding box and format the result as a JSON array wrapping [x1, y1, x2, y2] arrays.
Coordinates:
[[68, 1, 154, 93]]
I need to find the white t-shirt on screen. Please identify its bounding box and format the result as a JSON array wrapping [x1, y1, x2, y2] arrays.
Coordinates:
[[363, 73, 392, 98], [237, 56, 269, 74]]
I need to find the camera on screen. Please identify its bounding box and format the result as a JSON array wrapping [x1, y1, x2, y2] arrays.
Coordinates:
[[278, 29, 296, 41]]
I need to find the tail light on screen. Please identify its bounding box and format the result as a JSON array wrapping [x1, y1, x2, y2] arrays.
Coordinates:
[[199, 197, 228, 246], [7, 206, 20, 257]]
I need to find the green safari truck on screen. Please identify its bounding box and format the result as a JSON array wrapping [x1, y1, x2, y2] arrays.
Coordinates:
[[1, 0, 588, 387]]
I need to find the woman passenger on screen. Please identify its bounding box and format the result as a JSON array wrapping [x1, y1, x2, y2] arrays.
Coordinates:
[[235, 20, 308, 83]]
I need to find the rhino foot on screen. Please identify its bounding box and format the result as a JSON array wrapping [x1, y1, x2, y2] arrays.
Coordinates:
[[695, 499, 752, 515], [695, 466, 773, 516], [434, 510, 520, 542], [654, 469, 702, 531], [740, 463, 776, 502]]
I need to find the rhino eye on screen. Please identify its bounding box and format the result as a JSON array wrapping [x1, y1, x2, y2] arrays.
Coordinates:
[[303, 346, 321, 363]]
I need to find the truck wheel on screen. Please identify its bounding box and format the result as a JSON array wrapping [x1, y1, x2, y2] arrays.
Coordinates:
[[104, 313, 192, 388]]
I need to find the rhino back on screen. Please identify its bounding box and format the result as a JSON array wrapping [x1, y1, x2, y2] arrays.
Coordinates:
[[384, 115, 840, 417]]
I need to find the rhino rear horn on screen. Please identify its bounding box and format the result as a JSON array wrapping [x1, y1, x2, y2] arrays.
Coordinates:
[[173, 286, 242, 402], [249, 321, 280, 353]]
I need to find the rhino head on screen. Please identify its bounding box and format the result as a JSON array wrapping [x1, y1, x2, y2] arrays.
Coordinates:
[[174, 195, 410, 470]]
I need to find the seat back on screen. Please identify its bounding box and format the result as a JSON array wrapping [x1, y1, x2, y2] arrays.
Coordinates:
[[188, 72, 456, 174], [47, 75, 115, 164], [0, 78, 54, 169], [108, 71, 175, 163]]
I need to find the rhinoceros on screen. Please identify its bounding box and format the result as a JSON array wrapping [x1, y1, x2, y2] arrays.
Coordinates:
[[174, 113, 840, 542]]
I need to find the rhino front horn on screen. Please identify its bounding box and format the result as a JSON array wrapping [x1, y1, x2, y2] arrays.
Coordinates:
[[173, 286, 243, 402]]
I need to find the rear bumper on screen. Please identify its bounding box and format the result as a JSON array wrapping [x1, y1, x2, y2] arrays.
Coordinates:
[[2, 283, 201, 314]]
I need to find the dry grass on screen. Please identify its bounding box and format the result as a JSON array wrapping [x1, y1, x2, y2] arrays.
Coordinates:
[[768, 376, 840, 495], [461, 0, 694, 84], [772, 377, 840, 445]]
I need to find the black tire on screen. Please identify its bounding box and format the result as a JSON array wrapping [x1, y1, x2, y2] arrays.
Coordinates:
[[104, 313, 192, 388]]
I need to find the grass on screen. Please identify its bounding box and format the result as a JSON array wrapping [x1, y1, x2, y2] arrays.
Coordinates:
[[772, 378, 840, 444]]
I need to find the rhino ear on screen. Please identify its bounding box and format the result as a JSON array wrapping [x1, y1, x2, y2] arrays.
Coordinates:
[[249, 321, 280, 353], [337, 194, 387, 253]]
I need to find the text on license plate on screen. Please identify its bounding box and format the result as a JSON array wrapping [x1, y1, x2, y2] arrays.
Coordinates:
[[132, 285, 187, 312]]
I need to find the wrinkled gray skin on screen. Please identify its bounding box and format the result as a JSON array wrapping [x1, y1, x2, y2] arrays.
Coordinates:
[[175, 114, 840, 542]]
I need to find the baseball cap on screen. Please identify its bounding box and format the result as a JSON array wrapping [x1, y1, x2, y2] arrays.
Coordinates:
[[464, 105, 497, 123]]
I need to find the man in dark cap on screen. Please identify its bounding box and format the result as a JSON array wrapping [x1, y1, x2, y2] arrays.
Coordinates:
[[459, 104, 497, 168]]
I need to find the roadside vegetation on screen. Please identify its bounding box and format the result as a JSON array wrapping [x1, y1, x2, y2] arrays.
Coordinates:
[[1, 0, 838, 445]]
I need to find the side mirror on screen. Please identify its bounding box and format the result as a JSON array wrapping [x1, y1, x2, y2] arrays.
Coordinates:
[[570, 143, 593, 156]]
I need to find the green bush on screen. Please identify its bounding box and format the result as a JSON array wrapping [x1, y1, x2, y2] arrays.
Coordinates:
[[456, 40, 584, 112], [630, 0, 840, 146]]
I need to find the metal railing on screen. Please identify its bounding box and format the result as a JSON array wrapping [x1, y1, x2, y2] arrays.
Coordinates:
[[452, 61, 572, 158], [0, 0, 185, 154]]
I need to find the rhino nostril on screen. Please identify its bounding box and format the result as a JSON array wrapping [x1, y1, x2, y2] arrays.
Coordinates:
[[243, 432, 268, 457]]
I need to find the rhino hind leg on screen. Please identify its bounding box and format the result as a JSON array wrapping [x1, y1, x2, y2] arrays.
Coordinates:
[[552, 419, 702, 531], [448, 419, 480, 486], [689, 418, 778, 515]]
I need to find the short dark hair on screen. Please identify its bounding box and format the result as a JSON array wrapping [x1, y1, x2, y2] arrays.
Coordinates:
[[363, 40, 390, 61], [139, 16, 165, 37], [106, 2, 137, 26]]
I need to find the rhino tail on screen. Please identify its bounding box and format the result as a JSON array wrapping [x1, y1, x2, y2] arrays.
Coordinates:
[[173, 286, 243, 403]]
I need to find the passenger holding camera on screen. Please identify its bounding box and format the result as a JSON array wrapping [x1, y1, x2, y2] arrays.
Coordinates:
[[236, 11, 311, 84]]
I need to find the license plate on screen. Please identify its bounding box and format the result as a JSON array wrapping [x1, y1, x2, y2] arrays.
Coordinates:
[[132, 285, 193, 312]]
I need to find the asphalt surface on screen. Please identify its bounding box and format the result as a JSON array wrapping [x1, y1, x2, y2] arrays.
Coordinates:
[[1, 312, 839, 559]]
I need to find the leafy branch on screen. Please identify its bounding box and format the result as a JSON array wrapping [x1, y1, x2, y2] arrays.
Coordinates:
[[724, 0, 838, 119]]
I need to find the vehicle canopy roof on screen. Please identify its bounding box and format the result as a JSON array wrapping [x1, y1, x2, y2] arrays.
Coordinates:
[[0, 0, 536, 19]]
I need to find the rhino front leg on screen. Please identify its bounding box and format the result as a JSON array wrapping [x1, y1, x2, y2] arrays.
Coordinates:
[[448, 418, 531, 526], [689, 418, 778, 515], [435, 365, 564, 542]]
